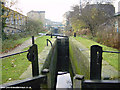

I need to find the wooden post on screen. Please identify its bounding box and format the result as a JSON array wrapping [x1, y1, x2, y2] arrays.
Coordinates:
[[90, 45, 102, 80]]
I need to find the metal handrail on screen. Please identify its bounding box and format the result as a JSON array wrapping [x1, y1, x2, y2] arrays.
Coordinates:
[[0, 50, 28, 59], [103, 51, 120, 53], [47, 39, 53, 47], [46, 33, 68, 37]]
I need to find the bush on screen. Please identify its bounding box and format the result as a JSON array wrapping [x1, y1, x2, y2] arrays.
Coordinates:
[[96, 31, 120, 50]]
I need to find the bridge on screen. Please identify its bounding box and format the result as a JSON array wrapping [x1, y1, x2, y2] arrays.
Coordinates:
[[0, 33, 120, 89]]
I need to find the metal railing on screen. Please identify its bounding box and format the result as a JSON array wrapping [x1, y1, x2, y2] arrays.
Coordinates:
[[0, 50, 28, 59], [73, 45, 120, 89], [46, 33, 68, 38], [103, 50, 120, 53], [1, 35, 58, 89], [90, 45, 120, 80], [0, 36, 43, 89], [0, 36, 39, 77], [46, 39, 53, 47]]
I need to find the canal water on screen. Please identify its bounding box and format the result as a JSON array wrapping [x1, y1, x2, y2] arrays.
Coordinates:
[[56, 72, 72, 88]]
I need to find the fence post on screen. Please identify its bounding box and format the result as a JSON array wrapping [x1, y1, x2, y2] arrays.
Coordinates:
[[90, 45, 102, 80]]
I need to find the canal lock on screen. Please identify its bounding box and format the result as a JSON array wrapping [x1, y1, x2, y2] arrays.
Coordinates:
[[56, 37, 73, 88]]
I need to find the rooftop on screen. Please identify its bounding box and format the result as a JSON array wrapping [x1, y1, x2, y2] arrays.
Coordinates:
[[28, 10, 45, 13]]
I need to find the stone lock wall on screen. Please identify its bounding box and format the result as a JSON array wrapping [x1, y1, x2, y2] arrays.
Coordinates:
[[69, 37, 90, 79]]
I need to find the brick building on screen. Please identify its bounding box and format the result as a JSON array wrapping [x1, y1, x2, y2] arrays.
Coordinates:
[[3, 8, 27, 34]]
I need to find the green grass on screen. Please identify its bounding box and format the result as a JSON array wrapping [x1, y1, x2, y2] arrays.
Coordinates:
[[1, 53, 30, 84], [2, 37, 31, 53], [36, 36, 52, 54], [74, 36, 119, 70], [1, 36, 51, 84]]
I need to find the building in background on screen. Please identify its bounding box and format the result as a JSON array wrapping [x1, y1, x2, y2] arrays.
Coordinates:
[[118, 1, 120, 12], [1, 1, 27, 34], [27, 10, 45, 27], [84, 4, 115, 17], [3, 8, 27, 34]]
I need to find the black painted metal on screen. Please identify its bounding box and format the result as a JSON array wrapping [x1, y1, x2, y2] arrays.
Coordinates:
[[46, 34, 68, 37], [1, 75, 46, 89], [90, 45, 102, 80], [51, 33, 53, 38], [46, 39, 53, 47], [0, 50, 28, 59], [74, 33, 76, 37], [82, 80, 120, 89], [57, 37, 69, 72], [103, 51, 120, 53], [27, 44, 39, 77], [29, 36, 39, 77], [32, 36, 34, 45]]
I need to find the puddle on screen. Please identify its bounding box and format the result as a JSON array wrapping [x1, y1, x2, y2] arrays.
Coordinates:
[[56, 72, 72, 88]]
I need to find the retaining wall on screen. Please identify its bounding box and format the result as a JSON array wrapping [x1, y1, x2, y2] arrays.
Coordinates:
[[41, 39, 58, 88], [69, 37, 90, 79]]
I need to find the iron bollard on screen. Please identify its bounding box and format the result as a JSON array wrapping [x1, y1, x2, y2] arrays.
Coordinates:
[[51, 33, 52, 38], [74, 33, 76, 37]]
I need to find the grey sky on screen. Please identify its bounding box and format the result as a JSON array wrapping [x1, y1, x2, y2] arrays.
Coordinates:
[[18, 0, 80, 22], [14, 0, 119, 22]]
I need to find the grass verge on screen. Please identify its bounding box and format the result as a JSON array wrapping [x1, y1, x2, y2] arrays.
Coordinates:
[[1, 37, 31, 53], [74, 36, 119, 70], [1, 36, 51, 84]]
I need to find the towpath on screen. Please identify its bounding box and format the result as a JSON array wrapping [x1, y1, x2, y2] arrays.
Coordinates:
[[0, 36, 39, 57]]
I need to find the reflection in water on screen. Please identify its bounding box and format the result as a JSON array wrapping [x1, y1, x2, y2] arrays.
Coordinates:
[[56, 72, 72, 88]]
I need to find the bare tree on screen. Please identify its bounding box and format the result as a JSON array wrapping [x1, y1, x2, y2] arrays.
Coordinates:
[[68, 3, 114, 37], [25, 19, 43, 36]]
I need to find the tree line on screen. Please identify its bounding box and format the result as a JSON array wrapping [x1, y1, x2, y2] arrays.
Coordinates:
[[65, 1, 119, 50]]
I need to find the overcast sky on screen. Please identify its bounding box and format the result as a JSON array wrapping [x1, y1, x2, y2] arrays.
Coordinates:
[[14, 0, 119, 22], [17, 0, 80, 22]]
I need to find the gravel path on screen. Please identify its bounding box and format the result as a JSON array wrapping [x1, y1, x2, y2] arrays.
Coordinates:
[[0, 36, 39, 57]]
